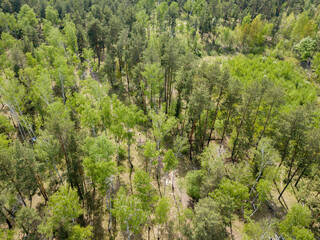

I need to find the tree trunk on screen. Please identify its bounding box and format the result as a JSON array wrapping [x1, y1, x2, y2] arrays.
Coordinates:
[[156, 141, 162, 198], [125, 61, 130, 98], [189, 120, 196, 161], [207, 89, 223, 146], [295, 152, 318, 187], [164, 69, 167, 114], [231, 98, 251, 162], [278, 164, 301, 201], [163, 172, 167, 196], [249, 96, 263, 145], [255, 104, 273, 148], [1, 163, 27, 206], [220, 108, 232, 146]]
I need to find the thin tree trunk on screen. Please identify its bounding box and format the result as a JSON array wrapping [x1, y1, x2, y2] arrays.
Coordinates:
[[163, 172, 167, 196], [125, 61, 130, 100], [231, 98, 251, 162], [156, 141, 162, 198], [207, 89, 223, 146], [220, 108, 232, 146], [189, 120, 196, 161], [255, 104, 273, 148], [295, 152, 318, 187], [59, 69, 66, 105], [230, 222, 234, 240], [1, 164, 27, 206], [164, 69, 167, 114], [249, 96, 263, 145], [278, 165, 301, 201]]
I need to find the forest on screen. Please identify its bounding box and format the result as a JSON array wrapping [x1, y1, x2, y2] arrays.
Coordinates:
[[0, 0, 320, 239]]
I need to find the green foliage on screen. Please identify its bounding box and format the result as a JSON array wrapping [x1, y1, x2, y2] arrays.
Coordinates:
[[279, 204, 314, 239], [229, 55, 316, 104], [143, 140, 159, 159], [83, 135, 117, 193], [0, 115, 14, 134], [243, 219, 276, 240], [68, 225, 93, 240], [200, 146, 225, 194], [45, 6, 59, 25], [113, 187, 147, 237], [192, 197, 227, 240], [211, 178, 249, 224], [39, 185, 84, 238], [1, 1, 320, 239], [163, 149, 178, 173], [133, 170, 158, 210], [294, 37, 316, 61], [291, 12, 316, 42], [312, 51, 320, 79], [256, 179, 272, 202], [16, 207, 41, 238], [150, 109, 176, 145], [0, 229, 13, 240], [235, 14, 273, 52], [185, 170, 204, 199], [155, 197, 171, 224]]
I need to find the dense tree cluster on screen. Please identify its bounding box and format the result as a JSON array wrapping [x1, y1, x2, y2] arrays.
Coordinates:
[[0, 0, 320, 239]]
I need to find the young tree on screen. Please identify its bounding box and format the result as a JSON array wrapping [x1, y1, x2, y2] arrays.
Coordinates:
[[113, 187, 147, 240], [141, 62, 163, 111], [211, 178, 250, 237], [143, 140, 159, 175], [162, 149, 178, 196], [39, 185, 89, 239], [155, 197, 171, 240], [192, 197, 227, 240], [83, 135, 117, 193], [294, 37, 316, 63], [87, 18, 104, 67], [16, 207, 41, 238], [150, 109, 176, 191], [279, 204, 314, 239], [133, 170, 158, 239]]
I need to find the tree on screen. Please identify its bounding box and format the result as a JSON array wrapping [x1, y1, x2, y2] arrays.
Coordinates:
[[211, 178, 249, 237], [185, 170, 204, 200], [162, 149, 178, 195], [17, 5, 39, 46], [16, 207, 41, 238], [192, 197, 227, 240], [200, 146, 225, 195], [112, 187, 147, 240], [45, 101, 85, 199], [243, 219, 276, 240], [250, 138, 279, 202], [133, 170, 158, 211], [155, 197, 171, 239], [143, 140, 159, 175], [39, 185, 88, 239], [294, 37, 316, 62], [141, 62, 163, 111], [133, 170, 158, 239], [235, 14, 273, 52], [64, 21, 78, 54], [87, 18, 104, 67], [45, 6, 60, 26], [83, 135, 117, 193], [150, 108, 176, 190], [312, 52, 320, 78], [279, 204, 314, 240], [291, 12, 316, 42], [167, 2, 179, 36], [68, 225, 93, 240]]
